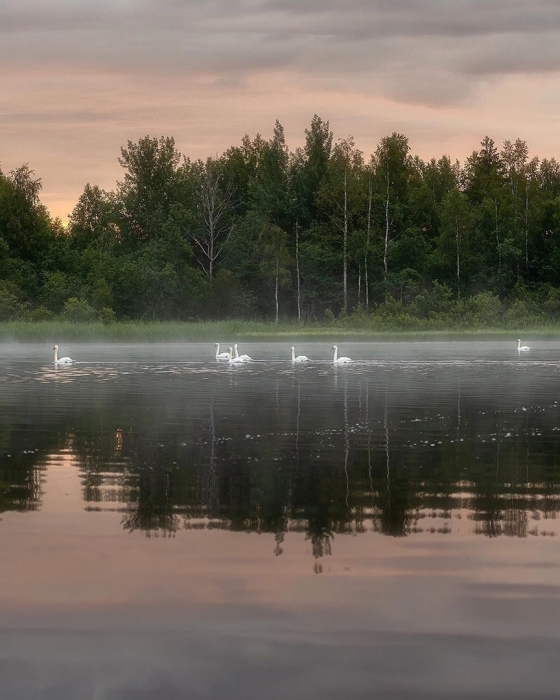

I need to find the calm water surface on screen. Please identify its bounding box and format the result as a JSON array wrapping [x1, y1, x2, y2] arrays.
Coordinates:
[[1, 341, 560, 699]]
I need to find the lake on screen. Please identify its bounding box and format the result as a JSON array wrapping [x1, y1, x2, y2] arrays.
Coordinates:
[[1, 340, 560, 699]]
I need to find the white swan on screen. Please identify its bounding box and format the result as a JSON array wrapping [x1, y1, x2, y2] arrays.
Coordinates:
[[517, 338, 531, 352], [234, 344, 252, 362], [215, 343, 231, 360], [332, 344, 352, 364], [229, 346, 245, 364], [53, 345, 74, 365], [291, 346, 309, 363]]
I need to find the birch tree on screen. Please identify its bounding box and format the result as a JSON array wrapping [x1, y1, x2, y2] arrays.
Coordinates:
[[501, 138, 531, 270], [364, 159, 375, 307], [189, 158, 237, 278], [440, 188, 471, 299], [373, 133, 411, 297], [259, 222, 290, 322], [320, 136, 364, 314]]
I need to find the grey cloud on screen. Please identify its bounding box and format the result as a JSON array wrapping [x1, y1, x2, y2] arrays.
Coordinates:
[[1, 0, 560, 108], [3, 0, 560, 37], [264, 0, 560, 34]]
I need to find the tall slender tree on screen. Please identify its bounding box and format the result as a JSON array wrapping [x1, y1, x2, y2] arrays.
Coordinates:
[[373, 133, 411, 297], [319, 136, 364, 314], [188, 158, 237, 278]]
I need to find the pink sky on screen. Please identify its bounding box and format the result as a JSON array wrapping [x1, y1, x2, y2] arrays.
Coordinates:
[[2, 1, 560, 222]]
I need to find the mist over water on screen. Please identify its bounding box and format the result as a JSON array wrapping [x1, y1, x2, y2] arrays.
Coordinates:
[[1, 341, 560, 699]]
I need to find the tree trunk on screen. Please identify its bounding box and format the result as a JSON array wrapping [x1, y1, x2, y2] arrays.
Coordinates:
[[358, 264, 361, 306], [384, 172, 390, 299], [495, 199, 501, 271], [456, 219, 461, 301], [365, 180, 372, 308], [525, 186, 529, 270], [295, 220, 301, 321], [343, 170, 348, 314], [275, 256, 279, 323]]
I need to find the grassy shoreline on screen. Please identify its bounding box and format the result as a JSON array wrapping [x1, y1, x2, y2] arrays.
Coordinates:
[[0, 320, 559, 343]]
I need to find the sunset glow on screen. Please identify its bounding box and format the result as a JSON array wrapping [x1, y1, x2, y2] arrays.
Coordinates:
[[2, 0, 560, 222]]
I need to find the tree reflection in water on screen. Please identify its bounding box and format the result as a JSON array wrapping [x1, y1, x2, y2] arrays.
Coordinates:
[[0, 455, 43, 514], [0, 411, 65, 515], [121, 468, 180, 537], [1, 360, 560, 560]]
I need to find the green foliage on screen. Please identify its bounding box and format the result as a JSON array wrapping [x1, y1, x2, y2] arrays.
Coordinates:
[[503, 299, 543, 327], [462, 292, 503, 326], [42, 271, 81, 312], [23, 306, 55, 321], [410, 282, 454, 321], [297, 115, 333, 226], [99, 307, 117, 324], [60, 297, 98, 322], [117, 135, 182, 244], [204, 269, 254, 319], [5, 125, 560, 327], [0, 283, 24, 321], [542, 287, 560, 320], [372, 297, 416, 329]]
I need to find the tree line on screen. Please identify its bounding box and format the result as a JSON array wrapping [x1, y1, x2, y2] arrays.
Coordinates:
[[2, 116, 560, 324]]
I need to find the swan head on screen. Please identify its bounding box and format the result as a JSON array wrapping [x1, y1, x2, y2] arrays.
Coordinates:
[[53, 345, 58, 351], [331, 345, 337, 350]]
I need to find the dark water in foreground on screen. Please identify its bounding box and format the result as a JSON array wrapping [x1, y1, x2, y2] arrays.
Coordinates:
[[1, 341, 560, 699]]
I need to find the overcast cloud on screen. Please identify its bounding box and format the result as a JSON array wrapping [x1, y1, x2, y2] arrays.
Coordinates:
[[3, 0, 560, 88], [1, 0, 560, 219]]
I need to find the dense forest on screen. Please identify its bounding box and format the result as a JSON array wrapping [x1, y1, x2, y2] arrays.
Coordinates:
[[2, 116, 560, 326]]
